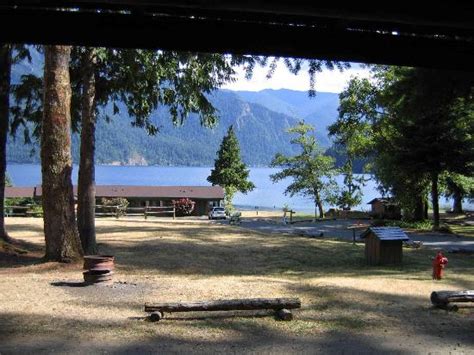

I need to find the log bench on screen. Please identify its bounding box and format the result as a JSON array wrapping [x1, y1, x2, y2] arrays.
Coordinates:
[[145, 297, 301, 321], [431, 290, 474, 311]]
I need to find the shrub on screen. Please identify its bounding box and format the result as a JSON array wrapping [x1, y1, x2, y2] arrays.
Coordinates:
[[99, 197, 129, 216], [172, 198, 195, 216]]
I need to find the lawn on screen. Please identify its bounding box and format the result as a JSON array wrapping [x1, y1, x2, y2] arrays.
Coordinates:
[[1, 217, 473, 353]]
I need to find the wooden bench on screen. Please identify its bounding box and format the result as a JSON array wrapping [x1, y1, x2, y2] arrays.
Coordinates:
[[431, 290, 474, 311], [145, 297, 301, 321]]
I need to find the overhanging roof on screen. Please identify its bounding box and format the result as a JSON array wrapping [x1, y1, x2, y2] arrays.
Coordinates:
[[0, 2, 473, 70]]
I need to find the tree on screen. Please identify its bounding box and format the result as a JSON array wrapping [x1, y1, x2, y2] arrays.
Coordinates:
[[0, 44, 32, 242], [381, 68, 474, 228], [0, 45, 12, 242], [336, 160, 367, 210], [441, 173, 474, 213], [70, 48, 241, 254], [207, 125, 255, 209], [41, 45, 82, 262], [270, 121, 337, 220], [332, 68, 474, 227]]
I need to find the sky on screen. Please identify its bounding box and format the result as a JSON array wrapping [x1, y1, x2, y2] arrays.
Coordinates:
[[223, 61, 371, 93]]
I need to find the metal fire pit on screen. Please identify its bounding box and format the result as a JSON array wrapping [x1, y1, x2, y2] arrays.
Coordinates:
[[83, 255, 115, 284], [83, 269, 114, 284], [83, 255, 115, 271]]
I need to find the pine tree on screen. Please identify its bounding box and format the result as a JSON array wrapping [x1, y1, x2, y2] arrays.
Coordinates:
[[208, 125, 255, 210]]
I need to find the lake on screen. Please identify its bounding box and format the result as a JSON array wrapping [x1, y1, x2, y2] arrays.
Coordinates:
[[6, 164, 468, 212]]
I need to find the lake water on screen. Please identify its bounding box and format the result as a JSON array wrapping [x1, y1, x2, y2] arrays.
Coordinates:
[[7, 164, 469, 212]]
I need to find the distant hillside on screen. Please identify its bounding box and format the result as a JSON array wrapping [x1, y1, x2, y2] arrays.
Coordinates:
[[7, 50, 342, 167], [8, 90, 306, 166], [234, 88, 339, 144]]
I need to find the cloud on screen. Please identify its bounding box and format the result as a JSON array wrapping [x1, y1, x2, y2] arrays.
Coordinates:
[[223, 61, 371, 93]]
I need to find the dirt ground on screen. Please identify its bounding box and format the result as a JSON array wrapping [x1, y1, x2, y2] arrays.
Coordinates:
[[1, 217, 473, 354]]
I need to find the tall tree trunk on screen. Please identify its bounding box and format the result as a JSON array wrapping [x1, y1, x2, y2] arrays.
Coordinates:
[[431, 172, 440, 229], [0, 45, 11, 242], [315, 190, 324, 219], [413, 194, 426, 221], [77, 48, 97, 255], [313, 201, 318, 222], [423, 196, 429, 220], [41, 45, 83, 262], [452, 189, 463, 214]]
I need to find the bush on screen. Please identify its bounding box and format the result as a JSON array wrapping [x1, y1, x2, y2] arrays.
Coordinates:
[[376, 219, 433, 230], [99, 197, 129, 216], [172, 198, 195, 216]]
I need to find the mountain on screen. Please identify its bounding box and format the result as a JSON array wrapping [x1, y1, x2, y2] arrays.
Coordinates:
[[7, 90, 306, 166], [7, 50, 341, 167], [233, 88, 339, 142]]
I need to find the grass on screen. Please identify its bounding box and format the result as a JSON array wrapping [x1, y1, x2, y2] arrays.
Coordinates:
[[0, 217, 473, 353], [449, 224, 474, 238]]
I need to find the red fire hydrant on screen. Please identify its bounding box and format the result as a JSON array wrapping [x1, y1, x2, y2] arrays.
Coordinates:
[[432, 251, 448, 280]]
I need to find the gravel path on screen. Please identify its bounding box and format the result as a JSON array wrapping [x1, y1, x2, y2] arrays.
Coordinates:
[[228, 218, 474, 252]]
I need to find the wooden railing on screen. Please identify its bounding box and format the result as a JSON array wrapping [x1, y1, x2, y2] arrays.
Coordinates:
[[5, 205, 43, 217], [5, 205, 176, 219], [95, 205, 175, 219]]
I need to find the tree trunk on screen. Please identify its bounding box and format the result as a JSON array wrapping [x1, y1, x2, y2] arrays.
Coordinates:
[[41, 45, 83, 262], [431, 172, 440, 229], [77, 48, 97, 255], [452, 189, 463, 214], [315, 191, 324, 219], [413, 194, 426, 221], [314, 201, 318, 222], [0, 45, 11, 242]]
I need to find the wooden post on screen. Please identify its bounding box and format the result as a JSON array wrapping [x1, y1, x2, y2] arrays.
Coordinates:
[[149, 311, 164, 322], [115, 206, 119, 219], [173, 207, 175, 220], [275, 308, 293, 321]]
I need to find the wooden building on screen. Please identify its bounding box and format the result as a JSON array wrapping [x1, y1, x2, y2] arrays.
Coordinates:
[[360, 227, 409, 265], [6, 185, 224, 216], [367, 198, 401, 220]]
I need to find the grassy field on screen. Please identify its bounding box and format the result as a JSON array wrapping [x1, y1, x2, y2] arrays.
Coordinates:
[[1, 217, 473, 353]]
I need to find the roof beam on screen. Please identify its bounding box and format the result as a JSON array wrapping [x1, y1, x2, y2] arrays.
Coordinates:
[[0, 5, 473, 70]]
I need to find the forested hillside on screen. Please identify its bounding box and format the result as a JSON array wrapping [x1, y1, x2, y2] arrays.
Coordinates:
[[8, 90, 313, 166], [8, 50, 343, 167]]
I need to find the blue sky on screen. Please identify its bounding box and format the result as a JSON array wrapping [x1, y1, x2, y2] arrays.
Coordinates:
[[223, 61, 371, 93]]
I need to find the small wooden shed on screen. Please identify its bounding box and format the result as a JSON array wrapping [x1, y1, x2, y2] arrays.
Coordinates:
[[367, 198, 401, 220], [360, 227, 409, 265]]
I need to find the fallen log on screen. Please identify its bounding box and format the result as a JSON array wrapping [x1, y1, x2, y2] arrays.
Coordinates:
[[430, 290, 474, 307], [145, 298, 301, 313]]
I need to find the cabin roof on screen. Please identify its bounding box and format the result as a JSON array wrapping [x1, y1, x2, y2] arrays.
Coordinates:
[[4, 187, 36, 198], [8, 185, 224, 200], [360, 227, 410, 241], [367, 197, 396, 205]]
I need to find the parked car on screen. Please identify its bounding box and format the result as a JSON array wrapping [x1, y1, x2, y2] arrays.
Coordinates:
[[208, 206, 226, 220]]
